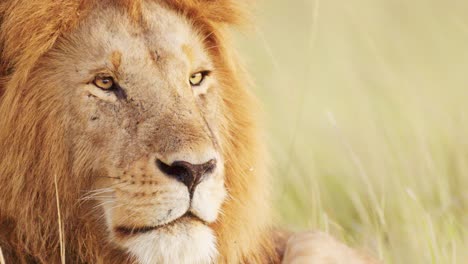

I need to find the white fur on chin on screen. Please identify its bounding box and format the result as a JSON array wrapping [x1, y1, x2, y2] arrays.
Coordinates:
[[124, 221, 217, 264]]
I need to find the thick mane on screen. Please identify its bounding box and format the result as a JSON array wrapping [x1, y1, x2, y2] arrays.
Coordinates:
[[0, 0, 277, 263]]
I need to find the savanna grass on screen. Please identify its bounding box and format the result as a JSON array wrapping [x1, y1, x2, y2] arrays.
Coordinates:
[[238, 0, 468, 263]]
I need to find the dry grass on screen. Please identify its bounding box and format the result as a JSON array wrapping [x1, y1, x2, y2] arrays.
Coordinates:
[[54, 174, 66, 264], [0, 246, 5, 264], [237, 0, 468, 263]]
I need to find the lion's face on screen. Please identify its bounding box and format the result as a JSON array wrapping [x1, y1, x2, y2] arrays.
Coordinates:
[[43, 2, 226, 263]]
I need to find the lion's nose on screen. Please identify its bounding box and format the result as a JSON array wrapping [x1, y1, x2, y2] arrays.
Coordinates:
[[156, 158, 217, 195]]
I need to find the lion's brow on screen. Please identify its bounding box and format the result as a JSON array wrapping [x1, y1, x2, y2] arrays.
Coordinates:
[[111, 51, 123, 70]]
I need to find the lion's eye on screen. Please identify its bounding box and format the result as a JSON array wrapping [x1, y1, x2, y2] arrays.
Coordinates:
[[93, 76, 115, 90], [189, 71, 209, 86]]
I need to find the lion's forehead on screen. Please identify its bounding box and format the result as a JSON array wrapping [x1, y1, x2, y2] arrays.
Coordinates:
[[76, 1, 207, 70]]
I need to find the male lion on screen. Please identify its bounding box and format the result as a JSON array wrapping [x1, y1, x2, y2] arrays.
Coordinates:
[[0, 0, 376, 263]]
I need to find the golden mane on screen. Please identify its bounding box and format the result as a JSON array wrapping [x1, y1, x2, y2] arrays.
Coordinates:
[[0, 0, 278, 263]]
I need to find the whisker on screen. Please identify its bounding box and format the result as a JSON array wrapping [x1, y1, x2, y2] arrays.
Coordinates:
[[204, 45, 220, 51], [200, 31, 216, 43], [97, 176, 121, 180], [83, 200, 120, 219]]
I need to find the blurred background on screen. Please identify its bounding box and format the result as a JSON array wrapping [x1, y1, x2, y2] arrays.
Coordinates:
[[236, 0, 468, 263]]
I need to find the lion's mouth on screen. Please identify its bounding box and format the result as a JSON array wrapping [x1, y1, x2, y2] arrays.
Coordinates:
[[114, 212, 204, 237]]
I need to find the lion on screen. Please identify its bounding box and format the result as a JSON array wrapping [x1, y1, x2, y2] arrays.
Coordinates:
[[0, 0, 377, 263]]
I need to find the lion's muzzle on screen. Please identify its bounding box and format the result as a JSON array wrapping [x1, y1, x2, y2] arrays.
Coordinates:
[[100, 147, 226, 243]]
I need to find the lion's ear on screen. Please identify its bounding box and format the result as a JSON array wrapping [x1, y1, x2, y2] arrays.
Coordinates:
[[166, 0, 252, 26], [196, 0, 251, 25]]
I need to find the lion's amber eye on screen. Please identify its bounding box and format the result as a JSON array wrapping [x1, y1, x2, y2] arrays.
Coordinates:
[[189, 71, 208, 86], [93, 76, 115, 90]]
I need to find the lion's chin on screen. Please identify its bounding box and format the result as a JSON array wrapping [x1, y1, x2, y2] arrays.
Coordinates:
[[117, 218, 217, 264]]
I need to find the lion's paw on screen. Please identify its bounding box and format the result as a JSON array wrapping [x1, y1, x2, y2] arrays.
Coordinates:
[[282, 231, 378, 264]]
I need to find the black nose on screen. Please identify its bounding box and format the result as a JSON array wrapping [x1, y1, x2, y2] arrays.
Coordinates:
[[156, 158, 217, 195]]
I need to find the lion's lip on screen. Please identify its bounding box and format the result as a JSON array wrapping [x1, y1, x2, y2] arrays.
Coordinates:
[[114, 212, 204, 237]]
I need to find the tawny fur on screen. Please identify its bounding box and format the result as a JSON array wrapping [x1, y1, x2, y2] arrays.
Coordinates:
[[0, 0, 277, 263]]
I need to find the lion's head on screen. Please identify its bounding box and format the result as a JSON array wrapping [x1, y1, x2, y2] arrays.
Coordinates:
[[0, 1, 277, 263]]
